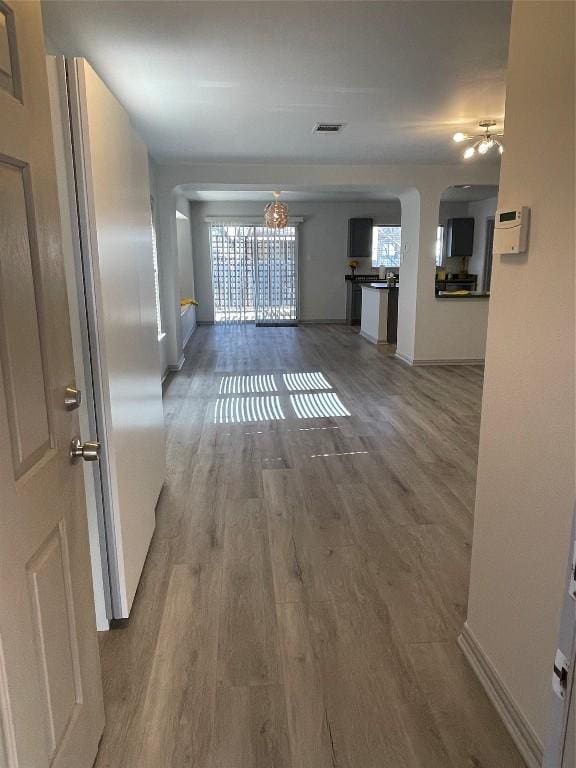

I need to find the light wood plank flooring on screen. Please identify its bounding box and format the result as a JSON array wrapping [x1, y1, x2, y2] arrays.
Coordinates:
[[95, 324, 525, 768]]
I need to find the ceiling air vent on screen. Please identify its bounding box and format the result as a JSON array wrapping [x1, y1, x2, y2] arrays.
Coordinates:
[[313, 122, 345, 134]]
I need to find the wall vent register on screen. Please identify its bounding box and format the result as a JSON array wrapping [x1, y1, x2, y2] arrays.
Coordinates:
[[313, 122, 345, 134]]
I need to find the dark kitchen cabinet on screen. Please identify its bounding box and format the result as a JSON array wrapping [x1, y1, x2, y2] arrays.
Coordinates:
[[386, 288, 399, 343], [446, 217, 475, 258], [348, 218, 373, 260], [346, 281, 363, 325]]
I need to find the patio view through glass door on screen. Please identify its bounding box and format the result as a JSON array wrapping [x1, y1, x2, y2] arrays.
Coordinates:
[[209, 224, 298, 324]]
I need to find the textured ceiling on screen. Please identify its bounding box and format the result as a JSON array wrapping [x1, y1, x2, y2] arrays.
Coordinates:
[[43, 0, 511, 164]]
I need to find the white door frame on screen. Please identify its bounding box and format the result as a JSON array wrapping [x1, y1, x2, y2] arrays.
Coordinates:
[[48, 54, 113, 627], [544, 505, 576, 766]]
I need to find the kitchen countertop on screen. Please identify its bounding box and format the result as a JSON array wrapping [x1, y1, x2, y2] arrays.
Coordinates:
[[436, 291, 490, 299], [361, 282, 399, 290]]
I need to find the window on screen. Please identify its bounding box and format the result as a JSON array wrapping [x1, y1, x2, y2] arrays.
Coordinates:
[[435, 225, 445, 266], [150, 199, 163, 338], [372, 226, 401, 268]]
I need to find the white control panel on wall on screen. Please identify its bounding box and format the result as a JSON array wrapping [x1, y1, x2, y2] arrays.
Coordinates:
[[493, 206, 531, 255]]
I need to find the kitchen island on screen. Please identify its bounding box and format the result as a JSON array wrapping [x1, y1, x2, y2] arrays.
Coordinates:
[[360, 283, 399, 344]]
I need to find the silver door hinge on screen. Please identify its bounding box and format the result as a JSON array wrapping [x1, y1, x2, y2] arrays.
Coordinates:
[[64, 385, 82, 410], [552, 649, 569, 699]]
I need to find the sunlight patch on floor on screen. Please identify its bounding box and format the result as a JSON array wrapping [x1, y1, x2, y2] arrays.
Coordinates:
[[214, 396, 285, 423], [214, 371, 349, 423], [290, 392, 351, 419], [283, 372, 332, 391], [309, 450, 368, 458], [219, 374, 277, 394]]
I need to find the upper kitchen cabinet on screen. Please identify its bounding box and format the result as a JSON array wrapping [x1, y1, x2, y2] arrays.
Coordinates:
[[348, 217, 373, 259], [446, 217, 475, 258]]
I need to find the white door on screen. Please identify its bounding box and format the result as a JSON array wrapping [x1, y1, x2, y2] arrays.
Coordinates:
[[0, 3, 105, 767], [563, 680, 574, 766], [544, 506, 576, 767], [68, 58, 165, 617]]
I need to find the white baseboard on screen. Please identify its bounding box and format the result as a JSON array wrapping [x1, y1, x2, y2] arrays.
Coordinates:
[[394, 350, 414, 365], [359, 329, 387, 345], [299, 319, 347, 325], [413, 357, 485, 366], [196, 319, 350, 326], [395, 351, 484, 366], [168, 354, 185, 372], [458, 624, 543, 768]]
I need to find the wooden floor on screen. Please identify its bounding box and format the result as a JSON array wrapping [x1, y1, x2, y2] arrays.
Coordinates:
[[95, 324, 525, 768]]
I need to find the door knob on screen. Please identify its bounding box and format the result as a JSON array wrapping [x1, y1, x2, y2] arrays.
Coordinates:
[[64, 386, 82, 410], [70, 437, 100, 463]]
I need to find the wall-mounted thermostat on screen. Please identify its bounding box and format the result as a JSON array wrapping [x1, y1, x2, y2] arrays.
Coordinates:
[[493, 206, 530, 255]]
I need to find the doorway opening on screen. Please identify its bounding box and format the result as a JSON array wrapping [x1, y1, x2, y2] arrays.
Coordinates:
[[483, 217, 495, 292], [209, 223, 298, 325]]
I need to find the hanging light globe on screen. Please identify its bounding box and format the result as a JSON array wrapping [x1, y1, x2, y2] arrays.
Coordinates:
[[264, 191, 289, 229]]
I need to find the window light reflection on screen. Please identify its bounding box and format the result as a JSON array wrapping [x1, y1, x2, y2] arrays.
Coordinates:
[[221, 426, 341, 436], [214, 396, 285, 424], [290, 392, 351, 419], [219, 374, 277, 394], [283, 372, 332, 391], [309, 451, 368, 458]]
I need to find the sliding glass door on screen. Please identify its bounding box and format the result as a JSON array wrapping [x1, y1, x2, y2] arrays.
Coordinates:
[[253, 226, 297, 325], [209, 224, 298, 325], [210, 225, 256, 323]]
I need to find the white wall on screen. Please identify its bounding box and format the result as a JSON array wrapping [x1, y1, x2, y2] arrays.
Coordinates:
[[465, 1, 575, 759], [180, 305, 197, 348], [189, 199, 401, 323], [154, 162, 499, 362], [176, 209, 195, 300], [148, 156, 170, 379], [188, 198, 483, 324], [176, 198, 197, 350], [148, 168, 197, 373], [438, 200, 468, 227], [150, 167, 183, 369], [397, 187, 490, 365]]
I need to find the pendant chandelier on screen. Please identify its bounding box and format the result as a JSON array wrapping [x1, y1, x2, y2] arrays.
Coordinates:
[[264, 191, 289, 229], [453, 120, 504, 160]]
